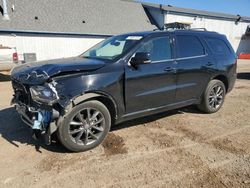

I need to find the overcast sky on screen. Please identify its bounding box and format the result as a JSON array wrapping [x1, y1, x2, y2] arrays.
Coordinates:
[[139, 0, 250, 17]]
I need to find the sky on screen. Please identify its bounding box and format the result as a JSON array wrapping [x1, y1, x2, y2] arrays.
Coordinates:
[[139, 0, 250, 17]]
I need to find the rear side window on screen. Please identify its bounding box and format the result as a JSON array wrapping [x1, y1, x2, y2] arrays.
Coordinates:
[[176, 35, 205, 58], [205, 37, 231, 55]]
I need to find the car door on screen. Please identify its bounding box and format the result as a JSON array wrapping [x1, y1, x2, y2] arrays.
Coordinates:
[[174, 34, 213, 102], [125, 35, 177, 114]]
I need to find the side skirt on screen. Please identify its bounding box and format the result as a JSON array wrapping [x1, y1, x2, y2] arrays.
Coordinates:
[[115, 99, 200, 124]]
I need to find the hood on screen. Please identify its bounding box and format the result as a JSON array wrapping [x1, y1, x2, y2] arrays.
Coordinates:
[[11, 57, 106, 84]]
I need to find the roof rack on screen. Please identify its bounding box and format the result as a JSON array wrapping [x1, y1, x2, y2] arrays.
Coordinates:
[[164, 22, 191, 30], [153, 22, 208, 32]]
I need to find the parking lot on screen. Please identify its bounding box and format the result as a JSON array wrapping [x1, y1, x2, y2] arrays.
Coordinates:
[[0, 60, 250, 188]]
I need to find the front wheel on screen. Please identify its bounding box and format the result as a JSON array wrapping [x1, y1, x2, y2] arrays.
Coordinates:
[[197, 79, 226, 113], [57, 100, 111, 152]]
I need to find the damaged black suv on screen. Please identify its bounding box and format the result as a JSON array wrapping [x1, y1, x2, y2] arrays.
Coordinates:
[[11, 30, 237, 152]]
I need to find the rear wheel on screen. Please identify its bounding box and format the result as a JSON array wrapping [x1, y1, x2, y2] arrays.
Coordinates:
[[58, 100, 111, 152], [197, 79, 226, 113]]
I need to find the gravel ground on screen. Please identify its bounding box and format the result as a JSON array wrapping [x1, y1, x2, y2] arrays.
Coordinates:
[[0, 60, 250, 188]]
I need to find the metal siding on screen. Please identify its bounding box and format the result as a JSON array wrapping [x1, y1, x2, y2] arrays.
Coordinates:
[[0, 35, 104, 61], [165, 14, 250, 53]]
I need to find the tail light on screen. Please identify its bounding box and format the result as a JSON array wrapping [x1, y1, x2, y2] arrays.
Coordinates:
[[238, 53, 250, 59], [13, 52, 18, 62]]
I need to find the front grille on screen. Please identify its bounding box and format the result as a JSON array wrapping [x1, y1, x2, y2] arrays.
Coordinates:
[[12, 80, 31, 105]]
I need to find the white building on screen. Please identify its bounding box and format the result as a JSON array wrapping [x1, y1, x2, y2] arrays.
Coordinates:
[[0, 0, 154, 62], [142, 3, 250, 55], [1, 0, 249, 63]]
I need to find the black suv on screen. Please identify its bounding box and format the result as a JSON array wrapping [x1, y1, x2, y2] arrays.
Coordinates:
[[11, 30, 237, 152]]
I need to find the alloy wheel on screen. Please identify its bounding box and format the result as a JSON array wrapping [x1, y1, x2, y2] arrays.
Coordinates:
[[208, 85, 224, 110], [69, 108, 105, 146]]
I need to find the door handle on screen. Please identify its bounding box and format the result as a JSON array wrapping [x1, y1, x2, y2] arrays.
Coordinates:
[[164, 67, 173, 72], [164, 67, 176, 73], [206, 62, 214, 67]]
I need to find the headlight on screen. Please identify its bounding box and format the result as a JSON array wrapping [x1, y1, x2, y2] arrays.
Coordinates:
[[30, 83, 59, 105]]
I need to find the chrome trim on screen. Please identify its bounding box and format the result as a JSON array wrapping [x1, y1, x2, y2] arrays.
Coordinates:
[[175, 54, 208, 61], [128, 54, 208, 66], [151, 59, 175, 63]]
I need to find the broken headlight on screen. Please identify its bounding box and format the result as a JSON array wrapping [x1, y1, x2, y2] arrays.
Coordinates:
[[30, 83, 59, 105]]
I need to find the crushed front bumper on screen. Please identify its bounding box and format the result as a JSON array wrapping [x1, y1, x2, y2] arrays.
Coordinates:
[[13, 101, 59, 144], [15, 102, 37, 127]]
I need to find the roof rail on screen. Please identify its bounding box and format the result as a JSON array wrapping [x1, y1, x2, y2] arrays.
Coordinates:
[[153, 22, 209, 32], [153, 22, 207, 31], [189, 28, 207, 31]]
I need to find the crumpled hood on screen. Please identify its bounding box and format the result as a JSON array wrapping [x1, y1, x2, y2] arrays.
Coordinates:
[[11, 57, 106, 84]]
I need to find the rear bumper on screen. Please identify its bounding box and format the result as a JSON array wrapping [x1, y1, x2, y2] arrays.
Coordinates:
[[227, 72, 237, 93], [0, 62, 18, 71]]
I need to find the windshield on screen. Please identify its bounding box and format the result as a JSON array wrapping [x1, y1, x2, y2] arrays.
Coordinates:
[[81, 34, 144, 60]]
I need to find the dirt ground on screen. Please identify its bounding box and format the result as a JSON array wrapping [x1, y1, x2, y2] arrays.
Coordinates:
[[0, 60, 250, 188]]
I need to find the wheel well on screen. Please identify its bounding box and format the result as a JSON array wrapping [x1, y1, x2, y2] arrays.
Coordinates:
[[213, 75, 228, 92], [94, 96, 117, 125]]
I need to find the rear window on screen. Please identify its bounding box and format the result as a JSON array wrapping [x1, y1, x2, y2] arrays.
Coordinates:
[[205, 37, 231, 55], [176, 35, 205, 58]]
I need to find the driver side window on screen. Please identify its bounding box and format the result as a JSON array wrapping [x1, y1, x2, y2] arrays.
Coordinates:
[[136, 36, 172, 62]]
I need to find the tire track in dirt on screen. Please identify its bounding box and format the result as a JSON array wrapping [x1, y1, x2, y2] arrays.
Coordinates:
[[34, 145, 233, 188]]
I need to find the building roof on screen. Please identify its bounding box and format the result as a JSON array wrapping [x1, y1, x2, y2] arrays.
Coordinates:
[[142, 2, 250, 23], [0, 0, 155, 36]]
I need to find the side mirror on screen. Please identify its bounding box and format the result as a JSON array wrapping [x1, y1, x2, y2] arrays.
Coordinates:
[[130, 52, 151, 67], [111, 41, 121, 46]]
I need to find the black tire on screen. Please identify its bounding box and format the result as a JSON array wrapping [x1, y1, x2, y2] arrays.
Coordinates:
[[197, 79, 226, 114], [57, 100, 111, 152]]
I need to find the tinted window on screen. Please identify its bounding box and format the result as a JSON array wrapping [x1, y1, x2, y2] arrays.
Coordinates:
[[136, 36, 172, 62], [176, 35, 205, 58], [205, 37, 231, 55]]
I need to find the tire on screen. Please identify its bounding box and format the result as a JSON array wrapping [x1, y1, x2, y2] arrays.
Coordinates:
[[57, 100, 111, 152], [197, 79, 226, 114]]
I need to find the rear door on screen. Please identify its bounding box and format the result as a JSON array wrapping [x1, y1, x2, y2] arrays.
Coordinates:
[[204, 36, 237, 91], [125, 35, 177, 113], [174, 34, 214, 102]]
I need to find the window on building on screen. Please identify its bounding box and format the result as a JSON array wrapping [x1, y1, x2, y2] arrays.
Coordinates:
[[176, 35, 205, 58], [205, 37, 231, 55], [136, 36, 172, 62]]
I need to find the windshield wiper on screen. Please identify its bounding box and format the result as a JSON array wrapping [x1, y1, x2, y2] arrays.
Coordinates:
[[82, 56, 92, 59]]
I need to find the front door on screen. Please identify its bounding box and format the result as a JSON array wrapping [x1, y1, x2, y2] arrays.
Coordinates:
[[125, 35, 177, 114]]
